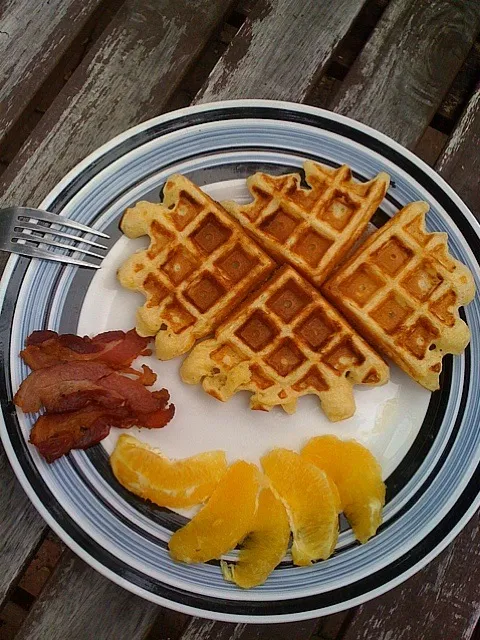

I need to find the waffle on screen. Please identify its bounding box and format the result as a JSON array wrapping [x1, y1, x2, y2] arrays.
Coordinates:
[[222, 161, 390, 287], [181, 265, 389, 422], [323, 202, 476, 391], [118, 175, 275, 360]]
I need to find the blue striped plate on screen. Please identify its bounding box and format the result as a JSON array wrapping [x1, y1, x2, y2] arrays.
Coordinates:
[[1, 100, 479, 623]]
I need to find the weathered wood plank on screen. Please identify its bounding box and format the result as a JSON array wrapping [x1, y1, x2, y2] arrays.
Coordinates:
[[236, 620, 320, 640], [0, 445, 46, 607], [0, 0, 235, 208], [15, 551, 160, 640], [340, 513, 480, 640], [0, 0, 234, 614], [173, 606, 349, 639], [178, 620, 245, 640], [194, 0, 369, 104], [436, 86, 480, 219], [331, 0, 480, 149], [0, 0, 105, 147], [176, 619, 322, 640], [434, 40, 480, 132]]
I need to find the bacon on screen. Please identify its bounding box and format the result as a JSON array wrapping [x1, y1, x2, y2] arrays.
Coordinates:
[[21, 329, 150, 370], [14, 362, 172, 417], [14, 362, 113, 412], [137, 403, 175, 429], [17, 329, 175, 462], [29, 407, 136, 463], [122, 364, 157, 386], [97, 372, 166, 413], [29, 399, 174, 462]]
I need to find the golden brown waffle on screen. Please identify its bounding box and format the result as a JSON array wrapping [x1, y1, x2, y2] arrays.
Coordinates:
[[222, 161, 390, 287], [323, 202, 475, 391], [118, 175, 275, 360], [181, 265, 389, 421]]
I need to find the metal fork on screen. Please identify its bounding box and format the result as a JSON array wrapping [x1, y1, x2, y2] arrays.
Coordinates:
[[0, 207, 110, 269]]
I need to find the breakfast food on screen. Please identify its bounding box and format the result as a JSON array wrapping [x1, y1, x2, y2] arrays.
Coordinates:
[[20, 329, 150, 370], [169, 460, 260, 563], [302, 435, 385, 543], [221, 487, 290, 589], [111, 434, 227, 508], [117, 174, 274, 359], [323, 202, 475, 390], [181, 265, 389, 421], [15, 329, 174, 462], [222, 161, 389, 287], [113, 435, 386, 585], [261, 448, 339, 565]]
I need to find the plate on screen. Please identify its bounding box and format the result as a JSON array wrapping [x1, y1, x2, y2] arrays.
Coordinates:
[[1, 100, 479, 623]]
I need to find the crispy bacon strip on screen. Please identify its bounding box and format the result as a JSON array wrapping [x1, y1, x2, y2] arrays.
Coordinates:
[[15, 362, 172, 416], [21, 329, 150, 370], [122, 364, 157, 386], [29, 407, 136, 463], [14, 362, 113, 413], [29, 401, 174, 462]]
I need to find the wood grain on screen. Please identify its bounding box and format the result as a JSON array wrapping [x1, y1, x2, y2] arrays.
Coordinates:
[[14, 551, 160, 640], [436, 85, 480, 218], [179, 620, 245, 640], [174, 610, 348, 639], [0, 0, 104, 147], [340, 514, 480, 640], [0, 445, 46, 607], [194, 0, 369, 104], [176, 619, 322, 640], [0, 0, 235, 209], [332, 0, 480, 148]]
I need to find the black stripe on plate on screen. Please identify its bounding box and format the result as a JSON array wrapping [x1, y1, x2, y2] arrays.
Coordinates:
[[385, 356, 453, 501]]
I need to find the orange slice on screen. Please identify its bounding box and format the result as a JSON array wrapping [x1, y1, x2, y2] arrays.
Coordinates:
[[301, 435, 385, 543], [261, 448, 339, 566], [169, 460, 260, 563], [110, 434, 227, 508], [221, 487, 290, 588]]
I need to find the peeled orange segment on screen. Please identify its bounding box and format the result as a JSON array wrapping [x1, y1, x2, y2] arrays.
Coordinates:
[[261, 449, 339, 566], [301, 435, 385, 543], [110, 434, 227, 508], [169, 460, 260, 563], [221, 487, 290, 588]]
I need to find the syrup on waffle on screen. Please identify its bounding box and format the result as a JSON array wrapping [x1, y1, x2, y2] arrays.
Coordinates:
[[181, 265, 389, 422], [222, 161, 390, 287], [117, 175, 275, 360], [323, 202, 475, 391]]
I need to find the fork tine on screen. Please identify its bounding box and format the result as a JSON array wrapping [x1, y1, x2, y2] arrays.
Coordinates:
[[16, 222, 109, 249], [12, 236, 105, 259], [6, 243, 101, 269], [15, 207, 110, 238]]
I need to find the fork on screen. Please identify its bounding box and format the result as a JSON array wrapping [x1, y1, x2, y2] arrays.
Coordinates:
[[0, 207, 110, 269]]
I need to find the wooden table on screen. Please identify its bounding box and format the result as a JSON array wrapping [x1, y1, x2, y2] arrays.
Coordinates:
[[1, 1, 479, 638]]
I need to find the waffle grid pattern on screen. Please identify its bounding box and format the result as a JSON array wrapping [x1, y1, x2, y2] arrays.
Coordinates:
[[181, 266, 389, 421], [222, 161, 389, 286], [323, 203, 476, 390], [118, 175, 274, 359]]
